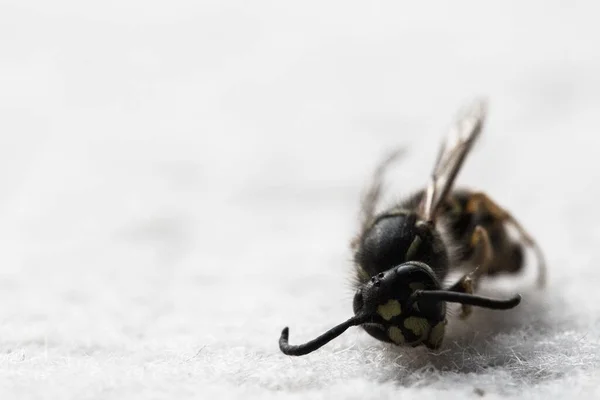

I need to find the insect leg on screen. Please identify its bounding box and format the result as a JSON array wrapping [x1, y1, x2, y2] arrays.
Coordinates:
[[466, 192, 547, 288], [447, 226, 493, 319]]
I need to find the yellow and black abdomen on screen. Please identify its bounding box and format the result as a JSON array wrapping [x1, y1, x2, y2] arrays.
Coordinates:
[[440, 190, 525, 276]]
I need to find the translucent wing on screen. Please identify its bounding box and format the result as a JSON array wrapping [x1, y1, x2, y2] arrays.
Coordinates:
[[420, 99, 488, 222]]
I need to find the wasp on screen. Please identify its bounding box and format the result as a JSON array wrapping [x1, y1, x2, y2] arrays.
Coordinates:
[[279, 100, 546, 356]]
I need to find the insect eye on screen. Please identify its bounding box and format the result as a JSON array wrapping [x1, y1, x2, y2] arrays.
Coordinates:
[[370, 275, 382, 287], [353, 289, 364, 312]]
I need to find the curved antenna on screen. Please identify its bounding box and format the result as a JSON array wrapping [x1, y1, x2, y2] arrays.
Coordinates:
[[279, 314, 369, 356], [410, 290, 521, 310]]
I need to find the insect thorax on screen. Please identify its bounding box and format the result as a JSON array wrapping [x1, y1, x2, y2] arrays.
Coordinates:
[[353, 210, 449, 284]]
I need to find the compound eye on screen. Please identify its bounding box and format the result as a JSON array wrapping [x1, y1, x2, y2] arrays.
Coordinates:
[[353, 289, 364, 313]]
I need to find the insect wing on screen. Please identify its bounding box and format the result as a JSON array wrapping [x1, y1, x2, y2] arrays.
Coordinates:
[[421, 99, 487, 222]]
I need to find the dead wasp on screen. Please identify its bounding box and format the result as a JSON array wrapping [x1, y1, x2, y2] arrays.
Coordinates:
[[279, 100, 546, 355]]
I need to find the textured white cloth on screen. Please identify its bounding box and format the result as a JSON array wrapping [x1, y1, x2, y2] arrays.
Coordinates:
[[1, 1, 599, 398]]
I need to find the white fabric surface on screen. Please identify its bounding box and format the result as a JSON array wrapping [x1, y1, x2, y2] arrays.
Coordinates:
[[1, 1, 600, 398]]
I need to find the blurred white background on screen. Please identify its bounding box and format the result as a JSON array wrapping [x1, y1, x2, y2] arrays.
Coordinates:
[[1, 1, 600, 398]]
